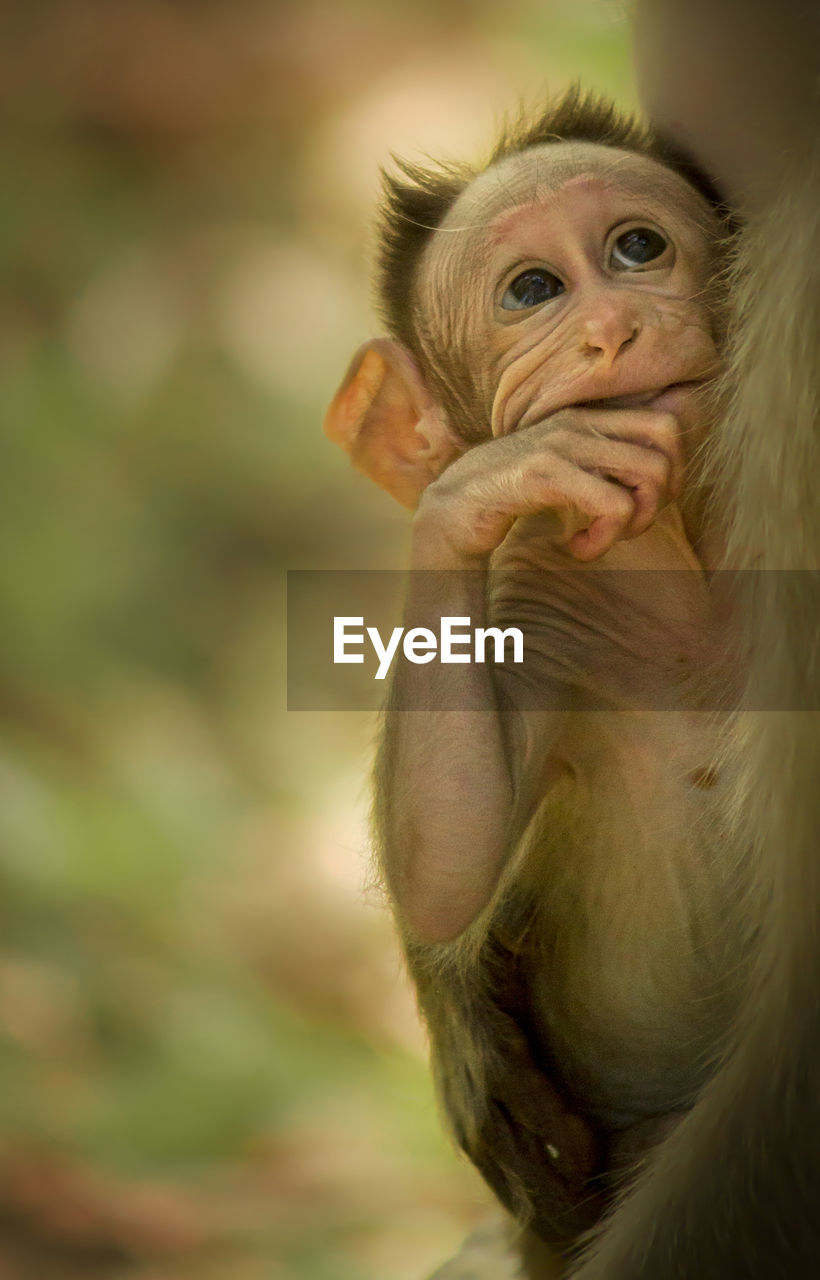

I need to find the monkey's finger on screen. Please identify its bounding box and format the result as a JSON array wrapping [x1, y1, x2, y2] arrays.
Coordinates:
[[562, 438, 674, 538], [522, 469, 637, 560], [568, 509, 635, 560], [420, 452, 638, 561], [577, 408, 686, 500]]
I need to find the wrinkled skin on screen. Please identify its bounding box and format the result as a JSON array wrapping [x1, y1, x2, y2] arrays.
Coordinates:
[[416, 143, 720, 447]]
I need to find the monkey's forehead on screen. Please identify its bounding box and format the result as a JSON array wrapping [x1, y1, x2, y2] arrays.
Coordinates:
[[435, 141, 716, 243]]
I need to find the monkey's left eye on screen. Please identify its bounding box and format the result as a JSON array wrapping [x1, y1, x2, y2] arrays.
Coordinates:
[[501, 268, 565, 311], [610, 227, 669, 270]]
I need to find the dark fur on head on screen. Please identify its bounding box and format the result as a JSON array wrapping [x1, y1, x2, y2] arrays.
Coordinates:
[[375, 84, 729, 436]]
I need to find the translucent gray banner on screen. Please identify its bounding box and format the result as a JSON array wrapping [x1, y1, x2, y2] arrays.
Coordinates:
[[287, 570, 820, 711]]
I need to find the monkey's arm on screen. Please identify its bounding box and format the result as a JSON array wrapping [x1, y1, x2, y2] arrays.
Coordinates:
[[378, 529, 559, 945]]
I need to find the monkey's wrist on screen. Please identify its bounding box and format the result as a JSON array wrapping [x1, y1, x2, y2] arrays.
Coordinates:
[[410, 515, 492, 570]]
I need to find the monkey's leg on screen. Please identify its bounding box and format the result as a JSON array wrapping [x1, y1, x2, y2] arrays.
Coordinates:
[[415, 937, 607, 1253]]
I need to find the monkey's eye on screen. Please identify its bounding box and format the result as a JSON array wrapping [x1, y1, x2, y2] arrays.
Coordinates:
[[610, 227, 669, 270], [501, 268, 564, 311]]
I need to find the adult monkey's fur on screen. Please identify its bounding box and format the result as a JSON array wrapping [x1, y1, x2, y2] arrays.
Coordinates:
[[567, 3, 820, 1275], [566, 149, 820, 1280]]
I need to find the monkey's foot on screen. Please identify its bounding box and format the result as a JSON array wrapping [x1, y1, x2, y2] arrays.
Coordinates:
[[427, 1216, 565, 1280], [427, 1217, 523, 1280]]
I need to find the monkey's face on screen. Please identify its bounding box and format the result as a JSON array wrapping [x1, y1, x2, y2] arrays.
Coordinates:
[[415, 142, 724, 458]]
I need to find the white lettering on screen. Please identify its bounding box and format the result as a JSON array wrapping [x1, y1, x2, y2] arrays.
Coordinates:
[[332, 616, 525, 679], [474, 626, 524, 664], [403, 627, 437, 664], [334, 617, 365, 663], [441, 615, 473, 663], [368, 625, 404, 681]]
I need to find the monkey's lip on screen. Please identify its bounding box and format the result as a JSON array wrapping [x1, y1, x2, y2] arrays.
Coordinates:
[[571, 381, 705, 412], [506, 379, 711, 435]]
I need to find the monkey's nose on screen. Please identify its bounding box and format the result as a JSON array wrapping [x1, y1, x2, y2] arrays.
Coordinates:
[[581, 307, 641, 365]]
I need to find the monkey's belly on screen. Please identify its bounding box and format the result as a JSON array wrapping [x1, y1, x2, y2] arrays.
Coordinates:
[[526, 711, 744, 1133]]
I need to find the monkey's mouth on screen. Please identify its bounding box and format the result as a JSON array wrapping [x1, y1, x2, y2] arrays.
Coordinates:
[[572, 381, 705, 411], [505, 379, 711, 436]]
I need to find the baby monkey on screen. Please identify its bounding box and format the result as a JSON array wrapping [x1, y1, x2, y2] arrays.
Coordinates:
[[325, 90, 738, 1270]]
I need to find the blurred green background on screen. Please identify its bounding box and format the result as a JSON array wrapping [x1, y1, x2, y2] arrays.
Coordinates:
[[0, 3, 633, 1276]]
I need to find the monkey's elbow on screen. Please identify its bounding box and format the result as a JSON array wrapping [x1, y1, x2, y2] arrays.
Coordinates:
[[392, 873, 487, 946], [403, 908, 473, 946]]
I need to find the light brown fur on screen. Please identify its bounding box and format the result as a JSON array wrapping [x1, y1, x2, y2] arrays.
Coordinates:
[[565, 128, 820, 1280]]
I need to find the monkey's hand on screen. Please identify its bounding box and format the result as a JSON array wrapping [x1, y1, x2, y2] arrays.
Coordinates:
[[412, 406, 684, 568], [433, 991, 607, 1248], [462, 1054, 606, 1248]]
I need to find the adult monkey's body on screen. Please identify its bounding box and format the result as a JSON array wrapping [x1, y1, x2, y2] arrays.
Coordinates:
[[565, 2, 820, 1276], [324, 2, 820, 1272]]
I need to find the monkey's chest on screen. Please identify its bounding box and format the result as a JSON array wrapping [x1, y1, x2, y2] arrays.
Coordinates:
[[526, 712, 745, 1132]]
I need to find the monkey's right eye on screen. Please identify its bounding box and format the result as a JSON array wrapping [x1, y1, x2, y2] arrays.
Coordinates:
[[501, 269, 564, 311]]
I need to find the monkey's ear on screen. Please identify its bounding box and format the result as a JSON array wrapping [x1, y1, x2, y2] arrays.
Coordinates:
[[323, 339, 463, 509]]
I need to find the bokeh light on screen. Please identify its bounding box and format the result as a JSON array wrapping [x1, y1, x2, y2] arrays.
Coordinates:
[[0, 3, 633, 1276]]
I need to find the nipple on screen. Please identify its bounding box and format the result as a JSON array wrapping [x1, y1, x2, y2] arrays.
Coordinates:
[[688, 766, 719, 790]]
